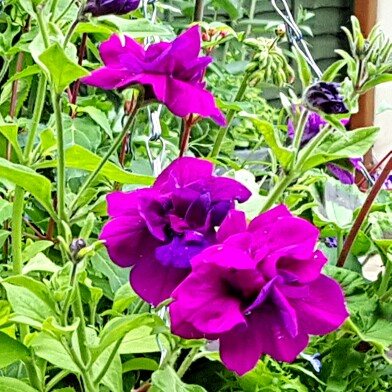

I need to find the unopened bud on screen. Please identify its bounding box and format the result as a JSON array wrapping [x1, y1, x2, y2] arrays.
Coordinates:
[[220, 30, 229, 38], [70, 238, 87, 260], [275, 23, 286, 38], [208, 27, 217, 36], [201, 32, 210, 42]]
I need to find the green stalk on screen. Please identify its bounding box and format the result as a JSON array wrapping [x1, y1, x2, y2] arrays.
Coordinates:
[[72, 283, 91, 366], [11, 186, 25, 275], [24, 75, 47, 163], [0, 58, 10, 83], [177, 347, 199, 378], [93, 338, 123, 386], [35, 5, 50, 48], [45, 370, 70, 392], [292, 108, 310, 153], [60, 262, 78, 325], [69, 108, 139, 214], [49, 0, 59, 21], [52, 92, 67, 223], [210, 73, 250, 157], [260, 124, 333, 213]]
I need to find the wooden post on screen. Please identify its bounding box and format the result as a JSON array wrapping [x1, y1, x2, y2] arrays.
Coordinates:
[[352, 0, 378, 172]]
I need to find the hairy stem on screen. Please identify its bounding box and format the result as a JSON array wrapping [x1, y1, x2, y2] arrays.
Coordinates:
[[337, 156, 392, 267], [45, 370, 70, 392], [177, 347, 199, 378], [193, 0, 204, 21], [11, 187, 25, 274], [210, 73, 250, 157]]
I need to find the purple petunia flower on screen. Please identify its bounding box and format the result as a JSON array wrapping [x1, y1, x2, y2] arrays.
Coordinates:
[[170, 205, 349, 375], [304, 82, 349, 115], [84, 0, 140, 16], [100, 157, 251, 306], [81, 26, 226, 126]]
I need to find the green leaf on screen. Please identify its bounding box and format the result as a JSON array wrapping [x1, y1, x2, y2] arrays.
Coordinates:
[[0, 377, 39, 392], [119, 326, 169, 354], [2, 276, 57, 324], [0, 158, 56, 217], [23, 253, 60, 274], [93, 314, 159, 360], [93, 344, 123, 391], [113, 284, 138, 313], [322, 60, 346, 82], [211, 0, 241, 20], [300, 126, 379, 170], [241, 114, 294, 170], [0, 124, 23, 162], [0, 300, 11, 326], [0, 230, 10, 248], [0, 199, 12, 223], [91, 249, 130, 295], [150, 366, 207, 392], [22, 240, 53, 263], [30, 332, 80, 373], [369, 211, 392, 251], [77, 106, 113, 137], [0, 331, 30, 369], [122, 357, 158, 373], [38, 43, 89, 93], [360, 74, 392, 93], [4, 65, 41, 86], [36, 144, 154, 185], [293, 46, 312, 89]]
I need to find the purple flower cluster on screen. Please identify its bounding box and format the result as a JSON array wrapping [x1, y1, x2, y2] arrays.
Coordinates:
[[82, 26, 225, 125], [101, 158, 348, 375], [100, 157, 251, 306], [85, 0, 140, 16], [169, 206, 348, 375]]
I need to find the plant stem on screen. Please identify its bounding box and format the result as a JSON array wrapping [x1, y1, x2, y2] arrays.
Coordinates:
[[45, 370, 70, 392], [71, 33, 88, 110], [24, 75, 47, 163], [49, 0, 59, 21], [210, 73, 250, 157], [337, 156, 392, 267], [72, 283, 91, 366], [36, 6, 50, 48], [11, 186, 25, 275], [94, 338, 123, 386], [52, 92, 67, 224], [260, 124, 333, 213], [179, 116, 193, 157], [177, 347, 199, 378], [61, 262, 78, 325], [69, 106, 139, 214], [292, 108, 309, 153], [0, 58, 10, 83], [193, 0, 204, 21], [55, 0, 76, 23], [63, 17, 81, 49]]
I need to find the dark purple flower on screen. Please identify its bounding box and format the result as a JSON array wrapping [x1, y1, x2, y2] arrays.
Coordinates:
[[170, 206, 348, 375], [100, 157, 251, 306], [82, 26, 226, 126], [326, 158, 362, 185], [85, 0, 140, 16], [288, 106, 350, 146], [304, 82, 349, 115]]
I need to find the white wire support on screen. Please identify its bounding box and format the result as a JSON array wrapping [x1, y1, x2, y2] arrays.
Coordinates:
[[142, 0, 164, 177], [271, 0, 322, 79]]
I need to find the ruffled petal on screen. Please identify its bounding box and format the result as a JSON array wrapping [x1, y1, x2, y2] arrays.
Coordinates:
[[130, 257, 190, 306], [290, 275, 349, 335], [219, 322, 263, 376], [99, 216, 158, 267], [248, 204, 291, 232], [81, 67, 133, 89], [216, 210, 247, 242]]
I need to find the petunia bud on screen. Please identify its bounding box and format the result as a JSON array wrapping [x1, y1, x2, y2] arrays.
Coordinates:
[[70, 238, 87, 261], [84, 0, 140, 17], [304, 81, 349, 114]]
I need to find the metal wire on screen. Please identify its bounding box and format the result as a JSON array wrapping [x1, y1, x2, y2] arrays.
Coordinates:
[[271, 0, 322, 78], [142, 0, 164, 177]]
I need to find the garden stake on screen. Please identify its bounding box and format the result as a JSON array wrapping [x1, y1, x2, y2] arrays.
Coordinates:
[[337, 155, 392, 268]]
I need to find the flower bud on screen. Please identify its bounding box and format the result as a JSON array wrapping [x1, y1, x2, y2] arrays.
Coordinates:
[[70, 238, 87, 260], [84, 0, 140, 17], [304, 82, 349, 114]]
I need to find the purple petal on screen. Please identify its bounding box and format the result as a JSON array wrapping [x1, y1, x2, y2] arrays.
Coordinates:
[[219, 322, 263, 376], [99, 216, 158, 267], [100, 34, 144, 68], [171, 262, 247, 334], [155, 236, 209, 268], [130, 257, 190, 306], [327, 163, 355, 184], [271, 286, 298, 338], [256, 310, 309, 362], [217, 210, 247, 242], [248, 204, 291, 232], [81, 67, 133, 89], [290, 275, 349, 335], [154, 157, 213, 190], [206, 177, 252, 204]]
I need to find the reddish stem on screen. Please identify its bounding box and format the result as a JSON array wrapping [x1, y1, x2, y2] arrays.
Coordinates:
[[337, 156, 392, 268], [71, 33, 88, 118], [179, 115, 194, 157]]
